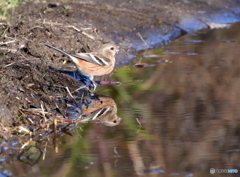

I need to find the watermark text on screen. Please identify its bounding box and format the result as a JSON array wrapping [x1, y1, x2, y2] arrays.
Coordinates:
[[210, 168, 238, 174]]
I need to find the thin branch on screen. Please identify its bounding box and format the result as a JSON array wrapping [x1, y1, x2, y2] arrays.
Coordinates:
[[0, 40, 17, 46], [41, 103, 47, 123], [137, 32, 148, 46]]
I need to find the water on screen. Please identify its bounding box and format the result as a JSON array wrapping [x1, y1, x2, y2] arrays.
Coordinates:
[[5, 23, 240, 176]]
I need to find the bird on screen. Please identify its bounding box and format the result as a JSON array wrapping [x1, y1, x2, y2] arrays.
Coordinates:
[[45, 43, 118, 91]]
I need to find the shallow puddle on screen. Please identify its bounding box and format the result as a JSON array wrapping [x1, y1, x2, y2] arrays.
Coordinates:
[[5, 23, 240, 176]]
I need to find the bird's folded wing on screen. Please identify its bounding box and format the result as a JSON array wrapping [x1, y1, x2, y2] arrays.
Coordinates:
[[73, 53, 108, 66], [87, 107, 110, 120]]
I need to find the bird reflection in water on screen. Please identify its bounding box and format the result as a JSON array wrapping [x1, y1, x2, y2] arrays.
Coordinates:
[[66, 93, 121, 127]]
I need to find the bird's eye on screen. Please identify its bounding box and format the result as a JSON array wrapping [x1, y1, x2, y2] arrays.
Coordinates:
[[110, 47, 114, 50]]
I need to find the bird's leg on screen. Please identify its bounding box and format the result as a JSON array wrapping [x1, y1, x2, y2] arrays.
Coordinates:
[[89, 80, 97, 91], [75, 75, 98, 92]]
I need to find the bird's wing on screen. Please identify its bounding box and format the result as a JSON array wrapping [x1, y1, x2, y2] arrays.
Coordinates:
[[73, 53, 108, 66], [46, 44, 109, 66], [85, 107, 110, 120]]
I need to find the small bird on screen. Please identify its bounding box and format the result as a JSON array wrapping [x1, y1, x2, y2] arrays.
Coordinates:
[[45, 43, 118, 91]]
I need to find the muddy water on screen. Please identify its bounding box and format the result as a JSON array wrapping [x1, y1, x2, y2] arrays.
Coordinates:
[[6, 23, 240, 176]]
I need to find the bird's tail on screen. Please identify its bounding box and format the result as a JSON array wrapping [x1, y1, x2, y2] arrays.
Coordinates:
[[45, 44, 72, 57], [45, 44, 81, 66]]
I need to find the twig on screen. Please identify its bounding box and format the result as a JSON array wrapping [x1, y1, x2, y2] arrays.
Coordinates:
[[73, 85, 90, 93], [0, 47, 18, 53], [41, 103, 47, 123], [27, 117, 34, 124], [65, 25, 81, 32], [17, 126, 32, 135], [65, 86, 79, 106], [0, 40, 17, 46], [2, 27, 9, 37], [135, 118, 142, 125], [53, 118, 57, 134], [114, 146, 119, 156], [20, 138, 32, 150], [29, 26, 44, 31], [65, 86, 74, 99], [65, 25, 95, 39], [66, 25, 95, 39], [136, 118, 142, 133], [136, 32, 148, 46], [54, 102, 66, 118], [79, 126, 83, 131], [36, 21, 95, 39], [55, 143, 59, 153], [3, 62, 15, 68], [137, 127, 141, 134], [79, 133, 82, 139], [42, 141, 48, 160], [82, 31, 95, 40], [80, 92, 84, 104], [114, 147, 119, 167]]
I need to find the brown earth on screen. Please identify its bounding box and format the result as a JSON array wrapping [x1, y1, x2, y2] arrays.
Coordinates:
[[0, 0, 240, 138]]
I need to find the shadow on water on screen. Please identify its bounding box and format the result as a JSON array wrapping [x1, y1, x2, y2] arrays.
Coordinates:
[[3, 22, 240, 176]]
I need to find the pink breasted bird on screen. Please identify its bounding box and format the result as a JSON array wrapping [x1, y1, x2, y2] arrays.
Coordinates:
[[45, 43, 118, 91]]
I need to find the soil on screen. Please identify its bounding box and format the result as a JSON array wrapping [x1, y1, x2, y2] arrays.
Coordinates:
[[0, 0, 240, 138]]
